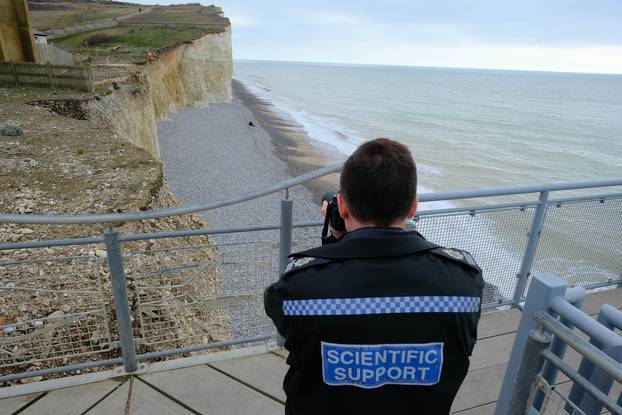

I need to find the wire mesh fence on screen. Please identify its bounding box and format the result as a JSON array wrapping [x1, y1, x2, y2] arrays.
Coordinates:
[[292, 227, 323, 253], [1, 184, 622, 384], [526, 355, 622, 414], [531, 196, 622, 290], [263, 197, 618, 308], [528, 376, 589, 415], [414, 206, 536, 305], [217, 240, 276, 341], [125, 239, 276, 352], [0, 254, 112, 369]]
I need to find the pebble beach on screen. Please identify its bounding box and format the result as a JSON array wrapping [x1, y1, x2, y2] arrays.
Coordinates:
[[156, 79, 342, 338], [157, 79, 337, 242]]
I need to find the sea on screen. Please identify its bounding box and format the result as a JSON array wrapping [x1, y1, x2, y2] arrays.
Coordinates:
[[234, 61, 622, 199], [233, 61, 622, 301]]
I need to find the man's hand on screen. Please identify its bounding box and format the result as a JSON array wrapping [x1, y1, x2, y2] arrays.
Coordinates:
[[321, 200, 345, 241]]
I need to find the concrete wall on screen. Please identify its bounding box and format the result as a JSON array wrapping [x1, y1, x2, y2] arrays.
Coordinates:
[[0, 0, 39, 62]]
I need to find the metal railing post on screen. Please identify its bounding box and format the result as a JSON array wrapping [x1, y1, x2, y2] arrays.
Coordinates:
[[103, 227, 138, 373], [532, 288, 586, 410], [568, 305, 622, 413], [278, 189, 294, 275], [277, 190, 293, 347], [579, 345, 622, 414], [507, 328, 552, 415], [494, 272, 566, 415], [513, 191, 549, 305]]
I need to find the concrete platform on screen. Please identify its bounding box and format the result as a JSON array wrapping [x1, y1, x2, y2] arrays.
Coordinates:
[[2, 288, 620, 415]]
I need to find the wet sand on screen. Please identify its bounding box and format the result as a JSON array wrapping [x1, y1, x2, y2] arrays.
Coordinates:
[[232, 79, 343, 199]]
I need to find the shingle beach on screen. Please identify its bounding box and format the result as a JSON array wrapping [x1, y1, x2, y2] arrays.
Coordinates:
[[157, 80, 340, 243]]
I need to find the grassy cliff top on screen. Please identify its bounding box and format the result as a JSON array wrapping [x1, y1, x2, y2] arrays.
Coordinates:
[[52, 25, 211, 67], [29, 0, 140, 31], [123, 4, 228, 24], [29, 1, 228, 31], [54, 26, 208, 50]]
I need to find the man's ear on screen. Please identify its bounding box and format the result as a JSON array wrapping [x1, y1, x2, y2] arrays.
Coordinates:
[[337, 193, 350, 220], [407, 195, 419, 218]]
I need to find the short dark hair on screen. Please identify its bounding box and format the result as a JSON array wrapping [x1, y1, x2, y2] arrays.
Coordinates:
[[340, 138, 417, 226]]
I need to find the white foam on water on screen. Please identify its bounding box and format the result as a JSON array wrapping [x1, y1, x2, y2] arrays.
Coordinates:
[[238, 78, 361, 154], [237, 77, 453, 208]]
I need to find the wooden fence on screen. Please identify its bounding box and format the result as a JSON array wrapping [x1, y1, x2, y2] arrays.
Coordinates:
[[37, 44, 76, 66], [0, 61, 93, 92]]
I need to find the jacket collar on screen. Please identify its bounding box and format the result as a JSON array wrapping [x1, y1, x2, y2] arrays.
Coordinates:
[[292, 227, 437, 259]]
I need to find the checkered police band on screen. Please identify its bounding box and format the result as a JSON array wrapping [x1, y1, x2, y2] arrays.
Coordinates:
[[282, 296, 481, 316]]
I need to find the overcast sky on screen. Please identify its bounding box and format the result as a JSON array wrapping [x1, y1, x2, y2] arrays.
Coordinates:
[[137, 0, 622, 74]]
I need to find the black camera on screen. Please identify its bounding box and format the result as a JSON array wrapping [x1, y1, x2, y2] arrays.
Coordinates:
[[321, 192, 345, 244]]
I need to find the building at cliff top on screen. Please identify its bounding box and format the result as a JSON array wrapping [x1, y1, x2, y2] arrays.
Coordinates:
[[33, 31, 48, 44], [0, 0, 39, 62]]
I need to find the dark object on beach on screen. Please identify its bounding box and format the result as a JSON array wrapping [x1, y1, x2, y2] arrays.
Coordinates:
[[0, 124, 23, 137], [248, 121, 255, 127]]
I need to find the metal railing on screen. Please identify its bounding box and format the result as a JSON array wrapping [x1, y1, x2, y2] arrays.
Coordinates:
[[496, 273, 622, 415], [1, 163, 621, 396]]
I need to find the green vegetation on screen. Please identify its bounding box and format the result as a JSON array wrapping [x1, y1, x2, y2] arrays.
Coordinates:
[[30, 5, 138, 31], [83, 33, 121, 46], [55, 26, 207, 50], [29, 2, 228, 31], [81, 9, 137, 22], [124, 5, 228, 25], [29, 11, 77, 30]]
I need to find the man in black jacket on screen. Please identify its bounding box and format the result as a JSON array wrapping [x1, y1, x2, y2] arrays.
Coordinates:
[[264, 138, 484, 415]]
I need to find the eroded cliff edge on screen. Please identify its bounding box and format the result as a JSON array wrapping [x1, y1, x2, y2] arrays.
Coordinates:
[[0, 28, 233, 382], [89, 27, 233, 157]]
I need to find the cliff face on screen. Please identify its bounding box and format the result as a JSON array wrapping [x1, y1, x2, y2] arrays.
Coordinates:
[[0, 27, 232, 380], [88, 27, 232, 158]]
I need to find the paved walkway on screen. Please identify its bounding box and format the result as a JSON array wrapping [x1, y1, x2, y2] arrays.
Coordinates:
[[1, 288, 620, 415]]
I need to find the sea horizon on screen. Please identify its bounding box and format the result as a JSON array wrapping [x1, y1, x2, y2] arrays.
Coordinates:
[[234, 60, 622, 201], [234, 58, 622, 78], [227, 61, 622, 297]]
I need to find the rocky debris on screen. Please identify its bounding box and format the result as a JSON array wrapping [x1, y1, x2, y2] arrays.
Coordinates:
[[28, 99, 93, 121], [19, 374, 43, 384], [0, 124, 23, 136], [47, 310, 65, 321], [0, 85, 224, 386], [11, 188, 42, 214], [21, 158, 39, 168], [2, 226, 37, 242]]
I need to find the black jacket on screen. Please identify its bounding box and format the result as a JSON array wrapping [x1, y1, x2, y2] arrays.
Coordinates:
[[264, 227, 484, 415]]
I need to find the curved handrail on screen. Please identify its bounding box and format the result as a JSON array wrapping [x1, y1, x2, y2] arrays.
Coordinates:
[[418, 178, 622, 202], [0, 161, 621, 225], [0, 163, 343, 225]]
